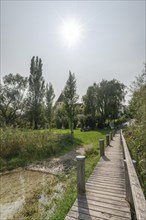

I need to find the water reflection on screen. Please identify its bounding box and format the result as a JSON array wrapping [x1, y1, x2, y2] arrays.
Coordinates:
[[0, 169, 54, 220]]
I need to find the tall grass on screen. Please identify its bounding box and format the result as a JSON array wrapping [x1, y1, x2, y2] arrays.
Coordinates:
[[0, 128, 82, 171], [0, 128, 110, 172]]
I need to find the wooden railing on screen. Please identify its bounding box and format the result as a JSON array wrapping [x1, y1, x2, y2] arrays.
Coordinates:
[[120, 130, 146, 220]]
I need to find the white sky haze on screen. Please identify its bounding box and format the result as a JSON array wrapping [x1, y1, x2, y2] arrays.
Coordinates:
[[1, 0, 145, 102]]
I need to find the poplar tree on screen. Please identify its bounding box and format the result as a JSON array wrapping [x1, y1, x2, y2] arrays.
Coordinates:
[[63, 71, 79, 133], [28, 56, 45, 129], [46, 83, 55, 130]]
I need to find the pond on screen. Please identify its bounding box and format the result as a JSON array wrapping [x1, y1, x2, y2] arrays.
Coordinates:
[[0, 169, 58, 220]]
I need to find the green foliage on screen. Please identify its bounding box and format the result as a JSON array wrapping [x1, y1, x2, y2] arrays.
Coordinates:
[[0, 73, 28, 126], [27, 56, 45, 129], [125, 70, 146, 197], [63, 71, 79, 133], [125, 126, 146, 197], [83, 79, 126, 126], [46, 83, 55, 130], [83, 84, 97, 118], [54, 108, 64, 129], [84, 114, 96, 129]]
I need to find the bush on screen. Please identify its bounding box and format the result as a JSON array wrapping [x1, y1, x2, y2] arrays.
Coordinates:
[[0, 128, 78, 171], [125, 125, 146, 197]]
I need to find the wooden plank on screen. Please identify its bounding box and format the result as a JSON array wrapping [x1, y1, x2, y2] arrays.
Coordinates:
[[78, 194, 129, 208], [86, 181, 126, 190], [89, 176, 125, 184], [87, 179, 126, 188], [121, 131, 146, 220], [71, 205, 114, 219], [86, 187, 126, 198], [86, 182, 126, 192], [65, 216, 77, 220], [86, 184, 126, 194], [71, 205, 131, 220], [65, 210, 105, 220], [74, 200, 131, 218], [86, 190, 128, 202], [76, 197, 130, 212]]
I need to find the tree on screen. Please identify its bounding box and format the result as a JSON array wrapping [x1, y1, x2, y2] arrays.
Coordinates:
[[128, 72, 146, 122], [97, 79, 125, 122], [83, 79, 126, 127], [82, 84, 97, 118], [0, 73, 28, 126], [63, 71, 79, 133], [27, 56, 45, 129], [126, 68, 146, 195], [46, 83, 55, 130]]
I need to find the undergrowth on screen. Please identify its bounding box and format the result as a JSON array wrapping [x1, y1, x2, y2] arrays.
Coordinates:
[[0, 128, 82, 171]]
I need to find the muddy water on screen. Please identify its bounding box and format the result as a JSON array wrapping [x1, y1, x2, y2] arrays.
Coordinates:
[[0, 169, 56, 220]]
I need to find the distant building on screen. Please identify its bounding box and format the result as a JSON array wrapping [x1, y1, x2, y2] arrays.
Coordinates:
[[54, 92, 64, 110], [54, 93, 84, 114]]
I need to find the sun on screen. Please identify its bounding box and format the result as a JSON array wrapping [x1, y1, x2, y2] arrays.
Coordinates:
[[61, 19, 82, 48]]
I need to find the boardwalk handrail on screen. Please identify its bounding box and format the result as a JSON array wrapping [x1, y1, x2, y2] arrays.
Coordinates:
[[120, 130, 146, 220]]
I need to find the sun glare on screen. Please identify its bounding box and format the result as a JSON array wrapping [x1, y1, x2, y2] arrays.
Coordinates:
[[61, 19, 82, 48]]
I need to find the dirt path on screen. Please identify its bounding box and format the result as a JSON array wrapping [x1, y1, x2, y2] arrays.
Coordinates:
[[27, 145, 92, 175]]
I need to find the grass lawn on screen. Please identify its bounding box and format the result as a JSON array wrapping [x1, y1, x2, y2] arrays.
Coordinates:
[[53, 128, 109, 147]]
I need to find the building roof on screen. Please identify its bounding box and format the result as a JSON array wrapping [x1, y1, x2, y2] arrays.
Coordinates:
[[56, 92, 64, 103]]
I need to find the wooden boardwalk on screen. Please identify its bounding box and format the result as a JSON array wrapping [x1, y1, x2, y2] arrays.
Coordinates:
[[65, 133, 131, 220]]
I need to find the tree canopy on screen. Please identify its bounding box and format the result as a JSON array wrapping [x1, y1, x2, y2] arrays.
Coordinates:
[[0, 73, 28, 126], [82, 79, 126, 127]]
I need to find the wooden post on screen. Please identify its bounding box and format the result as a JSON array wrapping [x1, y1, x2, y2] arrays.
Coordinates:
[[106, 134, 109, 147], [76, 155, 85, 195], [99, 139, 104, 157], [110, 132, 113, 141]]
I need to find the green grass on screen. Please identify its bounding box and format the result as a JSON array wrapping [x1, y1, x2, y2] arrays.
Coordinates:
[[53, 128, 109, 148]]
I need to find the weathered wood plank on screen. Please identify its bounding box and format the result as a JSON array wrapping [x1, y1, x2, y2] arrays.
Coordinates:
[[86, 184, 126, 193], [86, 190, 128, 202], [86, 182, 126, 192], [76, 198, 130, 212], [87, 179, 126, 188], [71, 205, 114, 219], [121, 130, 146, 220], [66, 210, 105, 220], [88, 177, 125, 184], [70, 205, 131, 220], [86, 187, 126, 198], [87, 180, 125, 187], [77, 194, 130, 209], [74, 200, 131, 218]]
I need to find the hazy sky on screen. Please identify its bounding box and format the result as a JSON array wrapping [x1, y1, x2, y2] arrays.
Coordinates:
[[1, 0, 145, 102]]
